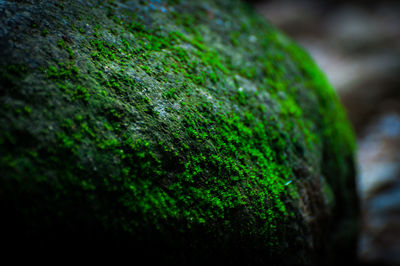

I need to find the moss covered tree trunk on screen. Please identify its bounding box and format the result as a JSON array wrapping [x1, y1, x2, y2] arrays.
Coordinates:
[[0, 0, 358, 264]]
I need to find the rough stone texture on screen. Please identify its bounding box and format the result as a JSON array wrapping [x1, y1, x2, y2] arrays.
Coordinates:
[[0, 0, 358, 264]]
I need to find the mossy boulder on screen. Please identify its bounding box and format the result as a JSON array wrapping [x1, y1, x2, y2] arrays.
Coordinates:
[[0, 0, 358, 264]]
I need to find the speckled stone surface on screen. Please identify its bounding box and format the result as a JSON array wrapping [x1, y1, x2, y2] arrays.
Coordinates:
[[0, 0, 358, 264]]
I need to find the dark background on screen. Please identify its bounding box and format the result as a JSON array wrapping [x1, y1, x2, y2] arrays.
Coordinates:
[[247, 0, 400, 264]]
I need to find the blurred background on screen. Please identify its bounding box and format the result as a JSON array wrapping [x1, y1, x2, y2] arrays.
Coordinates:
[[247, 0, 400, 264]]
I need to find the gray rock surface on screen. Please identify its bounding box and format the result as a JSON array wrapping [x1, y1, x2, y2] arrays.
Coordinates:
[[0, 0, 358, 264]]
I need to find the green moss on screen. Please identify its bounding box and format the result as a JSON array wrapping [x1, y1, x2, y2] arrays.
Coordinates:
[[46, 62, 79, 80], [41, 29, 49, 36], [0, 0, 357, 264]]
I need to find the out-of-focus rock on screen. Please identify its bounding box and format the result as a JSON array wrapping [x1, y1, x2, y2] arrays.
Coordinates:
[[357, 113, 400, 264], [358, 114, 400, 199]]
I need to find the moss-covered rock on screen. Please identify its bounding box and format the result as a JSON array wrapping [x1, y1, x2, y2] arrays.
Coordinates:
[[0, 0, 358, 264]]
